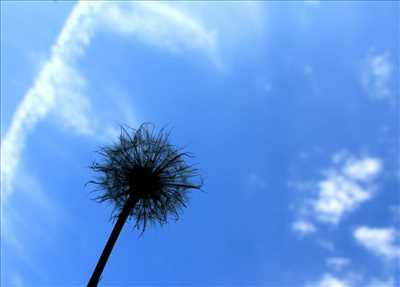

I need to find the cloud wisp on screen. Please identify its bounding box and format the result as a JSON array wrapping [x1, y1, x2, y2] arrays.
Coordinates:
[[292, 220, 317, 235], [99, 1, 219, 64], [361, 50, 396, 102], [0, 2, 102, 202], [292, 151, 382, 234], [354, 226, 400, 260], [306, 273, 351, 287], [0, 1, 221, 203], [306, 272, 397, 287]]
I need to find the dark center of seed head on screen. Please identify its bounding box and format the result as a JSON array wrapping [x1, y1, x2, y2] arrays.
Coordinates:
[[127, 167, 161, 199]]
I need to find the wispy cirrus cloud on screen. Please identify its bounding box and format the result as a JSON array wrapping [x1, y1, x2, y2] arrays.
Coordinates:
[[1, 1, 266, 202], [0, 2, 101, 202], [0, 1, 221, 202], [99, 1, 219, 64]]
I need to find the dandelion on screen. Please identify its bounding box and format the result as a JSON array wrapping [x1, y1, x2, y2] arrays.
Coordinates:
[[87, 123, 202, 286]]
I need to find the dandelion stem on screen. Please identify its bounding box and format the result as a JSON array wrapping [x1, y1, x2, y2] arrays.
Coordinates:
[[88, 196, 138, 287]]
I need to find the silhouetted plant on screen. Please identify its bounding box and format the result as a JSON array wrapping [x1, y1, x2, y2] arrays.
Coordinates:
[[87, 123, 202, 286]]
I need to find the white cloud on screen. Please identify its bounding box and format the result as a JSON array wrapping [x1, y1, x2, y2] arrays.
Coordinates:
[[361, 50, 395, 101], [326, 257, 350, 271], [307, 272, 397, 287], [99, 2, 219, 65], [301, 152, 382, 225], [354, 226, 400, 259], [343, 157, 382, 181], [160, 1, 266, 74], [314, 173, 372, 224], [292, 220, 317, 235], [292, 152, 382, 230], [307, 273, 351, 287], [307, 273, 396, 287]]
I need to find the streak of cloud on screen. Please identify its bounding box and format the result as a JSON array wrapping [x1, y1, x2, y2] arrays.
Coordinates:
[[0, 1, 221, 202], [1, 2, 102, 201]]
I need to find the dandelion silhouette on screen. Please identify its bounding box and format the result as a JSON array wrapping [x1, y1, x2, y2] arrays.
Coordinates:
[[87, 123, 202, 286]]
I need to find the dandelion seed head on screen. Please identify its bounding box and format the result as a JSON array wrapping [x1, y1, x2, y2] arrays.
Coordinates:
[[89, 123, 202, 233]]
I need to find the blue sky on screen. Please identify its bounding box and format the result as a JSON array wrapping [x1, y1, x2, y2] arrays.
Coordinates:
[[1, 1, 399, 286]]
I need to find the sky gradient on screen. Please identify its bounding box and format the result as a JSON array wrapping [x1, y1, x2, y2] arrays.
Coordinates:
[[1, 1, 399, 286]]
